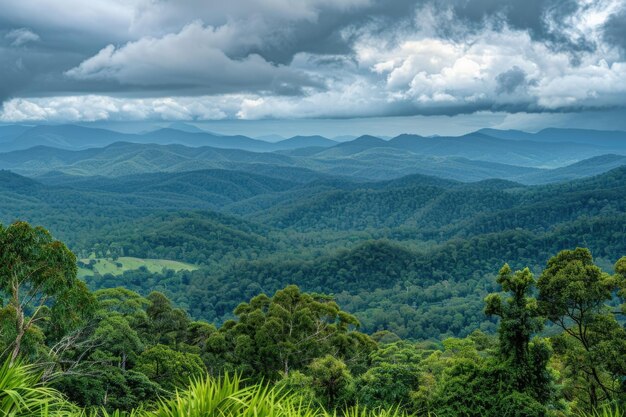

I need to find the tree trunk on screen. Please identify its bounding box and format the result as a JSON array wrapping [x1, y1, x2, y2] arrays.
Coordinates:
[[11, 310, 25, 363], [10, 287, 24, 364]]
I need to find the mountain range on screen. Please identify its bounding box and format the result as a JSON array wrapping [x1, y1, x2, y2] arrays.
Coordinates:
[[1, 123, 625, 184], [1, 121, 625, 340]]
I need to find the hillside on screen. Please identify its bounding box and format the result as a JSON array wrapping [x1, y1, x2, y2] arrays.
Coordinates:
[[0, 124, 337, 153], [2, 125, 625, 180], [2, 142, 624, 185], [1, 165, 624, 340], [479, 127, 626, 146]]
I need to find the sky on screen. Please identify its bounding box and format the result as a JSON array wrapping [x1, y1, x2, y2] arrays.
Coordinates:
[[1, 0, 626, 136]]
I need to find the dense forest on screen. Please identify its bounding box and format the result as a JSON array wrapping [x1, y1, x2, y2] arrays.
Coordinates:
[[1, 221, 625, 416], [2, 163, 625, 339], [1, 126, 626, 416]]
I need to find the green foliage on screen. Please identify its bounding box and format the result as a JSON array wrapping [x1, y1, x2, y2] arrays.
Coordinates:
[[54, 368, 161, 412], [275, 371, 317, 405], [213, 286, 376, 381], [0, 361, 413, 417], [146, 374, 309, 417], [355, 342, 421, 410], [0, 358, 76, 416], [485, 264, 554, 402], [577, 404, 625, 417], [431, 360, 549, 417], [308, 356, 354, 410], [538, 249, 626, 409], [1, 219, 625, 415], [613, 256, 626, 315], [0, 221, 96, 362], [4, 165, 626, 342], [135, 345, 205, 392]]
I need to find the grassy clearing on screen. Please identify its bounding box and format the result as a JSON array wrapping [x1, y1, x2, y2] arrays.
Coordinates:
[[78, 256, 198, 278]]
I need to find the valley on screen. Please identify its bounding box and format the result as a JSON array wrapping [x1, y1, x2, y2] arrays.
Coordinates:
[[1, 124, 625, 340]]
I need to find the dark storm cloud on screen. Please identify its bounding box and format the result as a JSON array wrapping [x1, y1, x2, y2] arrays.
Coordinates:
[[0, 20, 130, 103], [0, 0, 583, 96], [0, 0, 599, 97], [244, 0, 589, 65], [496, 67, 528, 94], [1, 0, 626, 122], [603, 7, 626, 56], [447, 0, 581, 45]]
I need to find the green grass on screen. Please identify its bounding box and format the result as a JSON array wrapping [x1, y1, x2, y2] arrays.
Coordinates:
[[78, 257, 198, 278]]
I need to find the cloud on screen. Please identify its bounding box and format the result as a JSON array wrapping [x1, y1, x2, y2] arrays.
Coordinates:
[[5, 28, 40, 46], [66, 21, 323, 95], [0, 95, 231, 122], [603, 7, 626, 56], [496, 67, 529, 94], [1, 0, 626, 122]]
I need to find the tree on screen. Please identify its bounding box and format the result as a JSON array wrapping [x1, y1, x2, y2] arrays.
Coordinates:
[[135, 344, 205, 391], [484, 263, 552, 402], [146, 291, 189, 347], [616, 256, 626, 316], [0, 221, 95, 362], [356, 341, 421, 410], [275, 371, 317, 404], [54, 367, 162, 411], [432, 360, 547, 417], [537, 248, 625, 409], [94, 287, 149, 319], [93, 315, 144, 370], [308, 355, 354, 409], [219, 285, 376, 380]]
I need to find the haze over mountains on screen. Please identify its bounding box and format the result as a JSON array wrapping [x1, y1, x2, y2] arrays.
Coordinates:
[[1, 120, 626, 361], [1, 124, 625, 185], [2, 150, 625, 337]]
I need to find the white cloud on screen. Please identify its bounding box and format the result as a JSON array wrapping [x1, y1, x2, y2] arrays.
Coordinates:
[[2, 0, 626, 122], [66, 21, 318, 94], [353, 15, 626, 113], [0, 96, 230, 122], [5, 28, 40, 46]]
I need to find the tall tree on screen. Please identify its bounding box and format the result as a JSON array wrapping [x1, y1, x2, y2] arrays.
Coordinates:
[[0, 221, 94, 362], [146, 291, 189, 347], [216, 285, 375, 380], [135, 344, 205, 392], [537, 248, 625, 408], [484, 264, 553, 403], [616, 256, 626, 316]]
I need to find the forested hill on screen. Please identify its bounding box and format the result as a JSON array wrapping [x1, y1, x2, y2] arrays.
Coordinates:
[[1, 163, 625, 339], [1, 128, 625, 417], [2, 125, 626, 183]]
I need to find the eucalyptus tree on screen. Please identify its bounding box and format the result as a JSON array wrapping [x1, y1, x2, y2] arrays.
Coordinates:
[[0, 221, 95, 362], [215, 285, 376, 380], [537, 248, 626, 409]]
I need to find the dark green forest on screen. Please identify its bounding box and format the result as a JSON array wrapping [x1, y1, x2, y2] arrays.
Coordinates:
[[1, 221, 625, 417], [1, 128, 626, 416], [2, 164, 625, 340]]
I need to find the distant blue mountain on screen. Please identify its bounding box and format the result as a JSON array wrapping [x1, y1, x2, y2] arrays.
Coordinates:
[[0, 124, 339, 153], [478, 127, 626, 146], [0, 125, 32, 143], [274, 135, 336, 149]]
